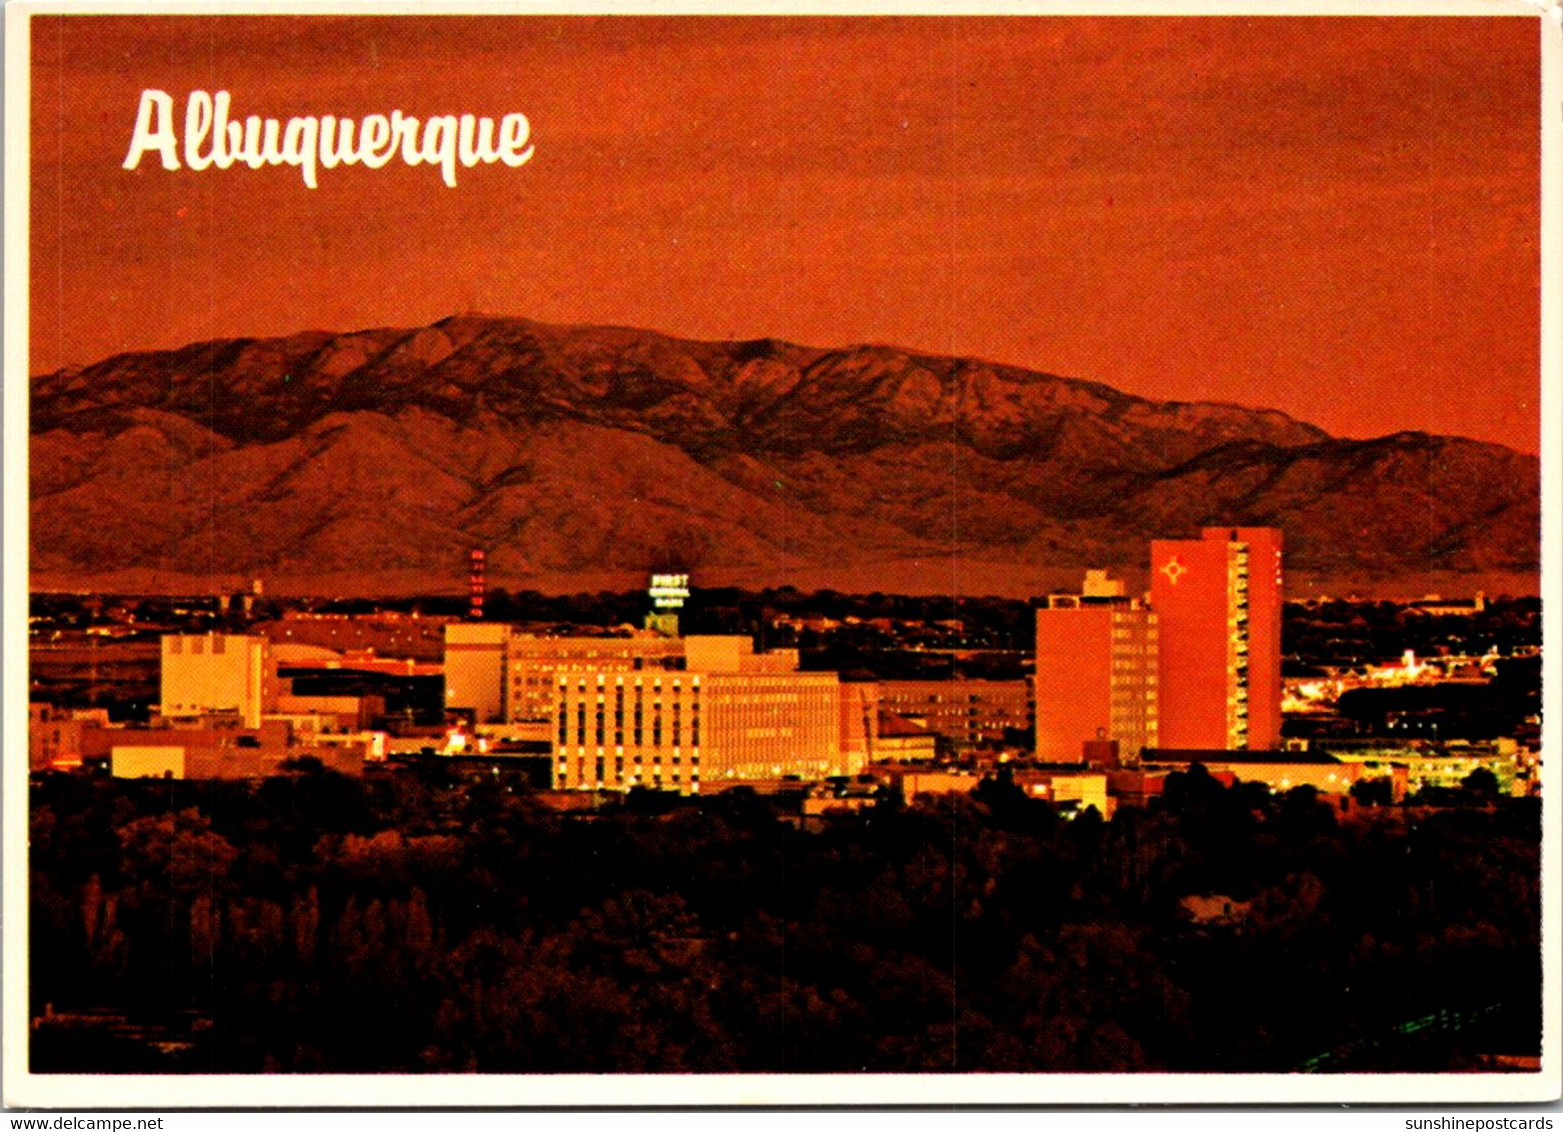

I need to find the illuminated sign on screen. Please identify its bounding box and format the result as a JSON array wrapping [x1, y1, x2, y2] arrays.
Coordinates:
[[648, 573, 690, 609]]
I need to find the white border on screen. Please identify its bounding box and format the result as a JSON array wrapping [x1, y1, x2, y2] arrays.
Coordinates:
[[5, 0, 1560, 1109]]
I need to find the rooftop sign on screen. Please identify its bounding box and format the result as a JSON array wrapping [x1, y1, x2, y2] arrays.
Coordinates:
[[648, 574, 690, 609]]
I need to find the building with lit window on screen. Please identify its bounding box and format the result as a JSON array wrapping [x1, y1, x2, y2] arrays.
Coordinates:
[[840, 682, 881, 766], [1150, 527, 1283, 750], [508, 634, 686, 723], [28, 705, 103, 771], [877, 679, 1032, 750], [446, 575, 696, 727], [1034, 571, 1159, 764], [550, 636, 855, 793]]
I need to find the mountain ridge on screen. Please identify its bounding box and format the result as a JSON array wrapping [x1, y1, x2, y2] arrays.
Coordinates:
[[30, 315, 1540, 597]]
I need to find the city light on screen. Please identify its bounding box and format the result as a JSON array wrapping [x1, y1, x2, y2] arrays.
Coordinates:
[[648, 573, 690, 610]]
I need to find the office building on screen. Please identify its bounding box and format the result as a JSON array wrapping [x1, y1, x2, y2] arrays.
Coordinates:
[[1035, 571, 1159, 764], [839, 682, 881, 767], [160, 633, 274, 728], [508, 634, 686, 723], [877, 679, 1032, 750], [550, 636, 854, 793], [1150, 527, 1283, 750]]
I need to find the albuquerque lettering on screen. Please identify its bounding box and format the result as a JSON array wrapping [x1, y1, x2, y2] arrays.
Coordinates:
[[121, 89, 534, 189]]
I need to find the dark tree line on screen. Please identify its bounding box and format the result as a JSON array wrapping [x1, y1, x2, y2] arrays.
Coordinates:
[[30, 767, 1540, 1073]]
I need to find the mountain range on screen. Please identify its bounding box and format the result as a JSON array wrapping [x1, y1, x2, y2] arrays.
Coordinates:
[[30, 315, 1540, 598]]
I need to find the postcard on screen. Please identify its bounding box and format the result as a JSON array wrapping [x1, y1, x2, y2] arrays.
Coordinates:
[[5, 1, 1559, 1109]]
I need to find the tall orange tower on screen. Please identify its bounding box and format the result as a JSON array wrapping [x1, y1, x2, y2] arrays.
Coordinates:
[[1150, 527, 1282, 750], [1035, 570, 1159, 764]]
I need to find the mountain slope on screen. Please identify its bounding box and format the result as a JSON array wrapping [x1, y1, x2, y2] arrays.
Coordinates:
[[30, 316, 1540, 595]]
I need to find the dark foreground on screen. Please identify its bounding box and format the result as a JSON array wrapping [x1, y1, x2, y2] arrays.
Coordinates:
[[30, 767, 1541, 1074]]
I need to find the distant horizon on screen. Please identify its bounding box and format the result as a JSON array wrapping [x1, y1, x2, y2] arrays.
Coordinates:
[[26, 567, 1539, 605], [25, 586, 1538, 603], [27, 310, 1541, 457]]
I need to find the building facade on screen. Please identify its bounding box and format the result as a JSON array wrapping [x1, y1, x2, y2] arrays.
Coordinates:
[[160, 633, 273, 728], [443, 623, 513, 723], [1150, 527, 1283, 750], [508, 634, 686, 723], [877, 679, 1032, 750], [28, 705, 101, 771], [550, 652, 852, 794], [839, 682, 880, 766], [1034, 573, 1159, 764]]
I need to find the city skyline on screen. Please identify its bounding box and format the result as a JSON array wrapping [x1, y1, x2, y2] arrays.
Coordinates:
[[21, 557, 1548, 1085], [29, 15, 1541, 452]]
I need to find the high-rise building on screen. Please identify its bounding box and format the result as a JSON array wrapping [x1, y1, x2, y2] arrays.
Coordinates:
[[1034, 572, 1158, 764], [1150, 527, 1282, 750], [160, 633, 273, 728], [442, 623, 860, 792]]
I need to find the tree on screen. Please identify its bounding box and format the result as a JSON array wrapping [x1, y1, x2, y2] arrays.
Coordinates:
[[1461, 767, 1500, 799], [1351, 776, 1393, 806], [117, 809, 237, 896]]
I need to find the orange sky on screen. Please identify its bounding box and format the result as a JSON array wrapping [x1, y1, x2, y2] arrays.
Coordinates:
[[29, 15, 1541, 451]]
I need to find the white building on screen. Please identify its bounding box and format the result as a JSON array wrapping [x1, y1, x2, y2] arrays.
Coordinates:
[[160, 633, 272, 728]]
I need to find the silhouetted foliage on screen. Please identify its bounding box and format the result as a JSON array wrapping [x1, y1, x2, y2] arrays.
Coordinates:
[[1462, 767, 1500, 799], [28, 768, 1541, 1073], [1350, 776, 1393, 806]]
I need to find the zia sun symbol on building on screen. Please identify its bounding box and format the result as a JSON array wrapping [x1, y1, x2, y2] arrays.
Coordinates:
[[1161, 556, 1188, 586]]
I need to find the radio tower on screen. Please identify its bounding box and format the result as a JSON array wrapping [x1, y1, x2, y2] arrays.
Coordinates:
[[468, 548, 487, 621]]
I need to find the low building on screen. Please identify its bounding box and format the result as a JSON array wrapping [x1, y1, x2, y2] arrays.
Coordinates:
[[1012, 768, 1111, 817], [1145, 749, 1362, 796], [103, 718, 367, 779], [272, 693, 383, 731], [1402, 592, 1487, 618], [28, 705, 107, 771], [259, 609, 452, 660], [802, 785, 879, 818], [897, 770, 981, 803], [872, 713, 939, 762], [1106, 767, 1169, 806], [1327, 743, 1525, 795], [1181, 894, 1252, 926], [876, 679, 1031, 750]]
